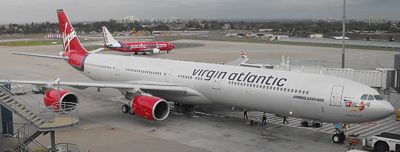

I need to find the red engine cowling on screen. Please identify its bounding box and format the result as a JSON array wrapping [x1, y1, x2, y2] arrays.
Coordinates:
[[44, 89, 78, 111], [130, 95, 170, 121]]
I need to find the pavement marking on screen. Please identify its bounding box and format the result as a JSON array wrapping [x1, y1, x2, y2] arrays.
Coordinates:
[[211, 110, 399, 138]]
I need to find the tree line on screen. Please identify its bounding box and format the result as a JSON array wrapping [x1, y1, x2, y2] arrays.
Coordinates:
[[0, 19, 398, 35]]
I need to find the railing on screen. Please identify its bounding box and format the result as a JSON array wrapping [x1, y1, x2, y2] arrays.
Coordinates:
[[0, 76, 79, 129], [2, 134, 30, 152], [1, 75, 80, 151], [14, 127, 48, 152], [38, 101, 79, 129], [56, 143, 80, 152]]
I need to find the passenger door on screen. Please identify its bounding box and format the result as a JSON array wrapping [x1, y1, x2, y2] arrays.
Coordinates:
[[330, 86, 344, 107]]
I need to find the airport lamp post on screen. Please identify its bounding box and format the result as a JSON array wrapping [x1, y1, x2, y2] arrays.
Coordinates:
[[341, 0, 346, 68]]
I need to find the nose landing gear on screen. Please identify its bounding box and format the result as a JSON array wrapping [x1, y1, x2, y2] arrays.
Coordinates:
[[332, 132, 346, 144], [332, 123, 348, 144]]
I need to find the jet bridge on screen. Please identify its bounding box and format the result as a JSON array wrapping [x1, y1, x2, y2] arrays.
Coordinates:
[[241, 56, 397, 91]]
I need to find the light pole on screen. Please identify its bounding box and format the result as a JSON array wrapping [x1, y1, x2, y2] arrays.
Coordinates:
[[341, 0, 346, 68], [55, 78, 60, 111]]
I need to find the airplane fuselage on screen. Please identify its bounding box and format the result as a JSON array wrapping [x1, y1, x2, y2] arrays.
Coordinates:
[[81, 54, 393, 123], [107, 41, 174, 53]]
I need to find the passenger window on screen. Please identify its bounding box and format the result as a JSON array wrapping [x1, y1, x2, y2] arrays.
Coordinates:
[[367, 95, 374, 100], [360, 94, 368, 100]]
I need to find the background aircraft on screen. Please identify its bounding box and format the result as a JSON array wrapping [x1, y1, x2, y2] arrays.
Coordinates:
[[102, 26, 175, 54]]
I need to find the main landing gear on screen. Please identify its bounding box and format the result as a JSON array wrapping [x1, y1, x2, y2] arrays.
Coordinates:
[[121, 104, 134, 115], [300, 120, 322, 128]]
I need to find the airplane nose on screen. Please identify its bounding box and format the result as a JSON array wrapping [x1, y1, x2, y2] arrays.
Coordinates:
[[378, 100, 395, 118]]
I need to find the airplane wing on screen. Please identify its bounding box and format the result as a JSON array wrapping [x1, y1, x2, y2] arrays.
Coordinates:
[[226, 57, 248, 66], [88, 48, 105, 54], [226, 51, 274, 68], [226, 51, 249, 66], [4, 80, 201, 97]]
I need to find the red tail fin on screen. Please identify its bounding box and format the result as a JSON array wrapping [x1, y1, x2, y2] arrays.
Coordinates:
[[57, 9, 87, 55], [57, 9, 87, 70]]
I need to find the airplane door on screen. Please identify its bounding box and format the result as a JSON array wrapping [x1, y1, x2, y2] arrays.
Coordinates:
[[164, 69, 172, 82], [114, 67, 120, 77], [330, 86, 343, 107], [212, 79, 221, 90]]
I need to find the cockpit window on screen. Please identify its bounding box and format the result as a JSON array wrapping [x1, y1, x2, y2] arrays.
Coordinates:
[[367, 95, 375, 100], [374, 95, 384, 100], [361, 94, 368, 100]]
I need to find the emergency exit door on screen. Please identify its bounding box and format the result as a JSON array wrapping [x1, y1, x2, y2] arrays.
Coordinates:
[[330, 86, 343, 107]]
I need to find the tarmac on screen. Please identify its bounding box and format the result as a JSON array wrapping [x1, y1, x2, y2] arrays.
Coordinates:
[[280, 37, 400, 49], [1, 39, 399, 152]]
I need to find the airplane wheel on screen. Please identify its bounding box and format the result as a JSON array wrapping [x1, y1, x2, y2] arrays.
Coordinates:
[[121, 104, 129, 113], [301, 121, 309, 127], [312, 122, 322, 128], [332, 132, 345, 144]]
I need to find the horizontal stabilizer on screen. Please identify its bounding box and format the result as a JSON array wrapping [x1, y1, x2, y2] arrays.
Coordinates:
[[88, 48, 105, 54], [12, 52, 68, 59]]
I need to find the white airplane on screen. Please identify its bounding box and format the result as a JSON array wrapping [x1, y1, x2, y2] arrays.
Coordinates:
[[8, 9, 394, 144]]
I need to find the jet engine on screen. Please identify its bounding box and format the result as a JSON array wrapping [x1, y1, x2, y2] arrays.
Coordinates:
[[44, 89, 78, 111], [130, 95, 170, 121], [151, 48, 160, 54]]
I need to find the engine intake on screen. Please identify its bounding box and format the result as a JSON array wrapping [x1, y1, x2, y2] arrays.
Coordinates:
[[130, 95, 170, 121], [44, 89, 78, 111]]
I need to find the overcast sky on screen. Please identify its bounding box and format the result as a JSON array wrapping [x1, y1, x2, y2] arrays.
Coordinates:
[[0, 0, 399, 24]]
